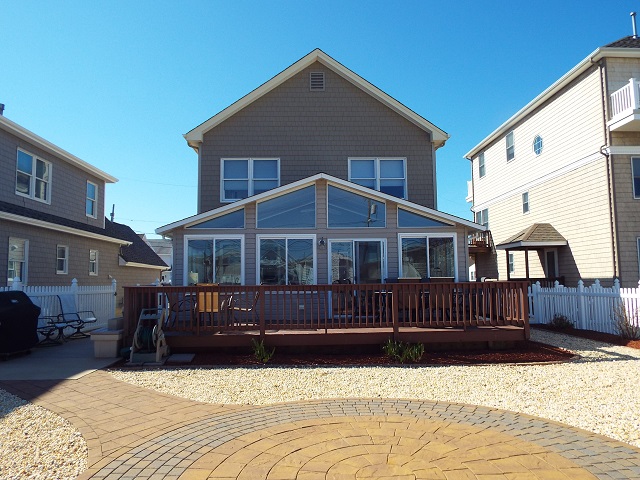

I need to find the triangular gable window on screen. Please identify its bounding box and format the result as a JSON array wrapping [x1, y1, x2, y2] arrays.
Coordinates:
[[328, 185, 386, 228], [188, 209, 245, 229], [398, 208, 451, 228], [257, 185, 316, 228]]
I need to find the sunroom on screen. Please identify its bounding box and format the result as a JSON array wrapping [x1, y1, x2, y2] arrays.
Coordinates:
[[156, 174, 475, 287]]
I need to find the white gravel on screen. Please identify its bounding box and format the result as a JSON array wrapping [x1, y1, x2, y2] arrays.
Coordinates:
[[0, 388, 87, 480], [110, 329, 640, 448], [2, 329, 639, 479]]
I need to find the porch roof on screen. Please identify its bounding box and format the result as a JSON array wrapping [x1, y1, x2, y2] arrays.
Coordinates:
[[155, 173, 484, 235], [496, 223, 567, 250]]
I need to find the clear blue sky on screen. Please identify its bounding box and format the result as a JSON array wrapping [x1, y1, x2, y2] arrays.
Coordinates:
[[2, 1, 637, 237]]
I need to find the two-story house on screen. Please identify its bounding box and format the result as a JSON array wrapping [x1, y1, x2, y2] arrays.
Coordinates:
[[0, 111, 167, 311], [157, 49, 483, 286], [465, 36, 640, 287]]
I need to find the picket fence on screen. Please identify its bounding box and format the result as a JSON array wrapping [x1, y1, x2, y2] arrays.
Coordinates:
[[528, 279, 640, 335], [2, 277, 117, 330]]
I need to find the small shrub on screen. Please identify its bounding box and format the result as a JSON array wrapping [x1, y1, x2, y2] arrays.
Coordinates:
[[382, 339, 424, 364], [548, 313, 573, 330], [612, 303, 640, 340], [251, 339, 275, 363]]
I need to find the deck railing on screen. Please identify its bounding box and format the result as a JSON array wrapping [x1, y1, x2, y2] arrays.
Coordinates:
[[123, 281, 529, 341]]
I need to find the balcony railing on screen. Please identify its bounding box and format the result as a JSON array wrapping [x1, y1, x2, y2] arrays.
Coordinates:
[[468, 230, 493, 252], [610, 78, 640, 119]]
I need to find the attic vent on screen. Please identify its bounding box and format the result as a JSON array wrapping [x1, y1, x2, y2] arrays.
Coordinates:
[[310, 71, 325, 91]]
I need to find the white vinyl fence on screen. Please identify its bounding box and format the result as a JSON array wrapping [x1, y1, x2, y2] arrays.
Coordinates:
[[2, 277, 117, 330], [528, 279, 640, 335]]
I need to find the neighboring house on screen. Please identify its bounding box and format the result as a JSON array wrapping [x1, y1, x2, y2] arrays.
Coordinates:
[[142, 236, 173, 284], [465, 35, 640, 288], [158, 49, 483, 286], [0, 112, 167, 311]]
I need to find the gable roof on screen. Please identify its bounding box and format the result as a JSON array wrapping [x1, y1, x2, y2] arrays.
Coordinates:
[[496, 223, 567, 250], [156, 172, 482, 235], [184, 49, 449, 150], [0, 114, 117, 183], [464, 36, 640, 159], [106, 220, 168, 268]]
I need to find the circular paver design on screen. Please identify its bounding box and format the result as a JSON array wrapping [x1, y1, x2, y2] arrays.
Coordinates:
[[93, 399, 640, 479]]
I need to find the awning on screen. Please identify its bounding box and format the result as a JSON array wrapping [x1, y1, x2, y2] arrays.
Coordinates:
[[496, 223, 567, 250]]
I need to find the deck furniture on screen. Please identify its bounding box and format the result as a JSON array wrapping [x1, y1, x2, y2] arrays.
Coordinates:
[[55, 294, 98, 339]]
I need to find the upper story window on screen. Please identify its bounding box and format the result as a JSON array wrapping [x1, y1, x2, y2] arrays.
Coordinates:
[[328, 185, 386, 228], [522, 192, 530, 214], [257, 186, 315, 228], [478, 152, 486, 178], [349, 158, 406, 199], [16, 149, 51, 203], [221, 158, 279, 202], [475, 208, 488, 228], [633, 157, 640, 199], [86, 181, 97, 218], [533, 135, 543, 155], [506, 132, 515, 162]]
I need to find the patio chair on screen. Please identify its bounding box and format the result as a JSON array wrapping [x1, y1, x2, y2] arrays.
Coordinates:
[[56, 294, 97, 339], [227, 291, 260, 326]]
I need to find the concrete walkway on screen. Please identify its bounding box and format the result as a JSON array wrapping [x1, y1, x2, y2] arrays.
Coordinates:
[[2, 341, 640, 479]]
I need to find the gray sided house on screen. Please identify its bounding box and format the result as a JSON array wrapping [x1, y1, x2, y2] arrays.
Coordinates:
[[0, 113, 167, 312], [159, 49, 483, 286]]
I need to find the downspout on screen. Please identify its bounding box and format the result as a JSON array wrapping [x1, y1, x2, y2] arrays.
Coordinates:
[[596, 57, 620, 281]]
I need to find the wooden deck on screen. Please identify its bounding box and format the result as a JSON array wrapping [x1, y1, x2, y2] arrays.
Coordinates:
[[123, 281, 530, 351]]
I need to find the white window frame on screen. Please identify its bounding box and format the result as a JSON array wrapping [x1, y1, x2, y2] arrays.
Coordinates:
[[508, 253, 515, 274], [532, 135, 543, 156], [257, 234, 317, 285], [16, 148, 52, 204], [398, 233, 458, 281], [220, 158, 280, 203], [8, 237, 28, 284], [348, 157, 407, 199], [56, 245, 69, 275], [478, 152, 486, 178], [328, 238, 387, 284], [632, 157, 640, 199], [522, 191, 530, 214], [475, 208, 489, 228], [86, 181, 98, 218], [183, 235, 245, 285], [89, 250, 99, 276], [506, 131, 515, 162]]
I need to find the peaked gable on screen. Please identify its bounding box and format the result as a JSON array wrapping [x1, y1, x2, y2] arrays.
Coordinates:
[[184, 49, 449, 149]]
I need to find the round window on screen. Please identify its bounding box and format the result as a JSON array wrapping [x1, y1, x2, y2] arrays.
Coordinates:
[[533, 135, 543, 155]]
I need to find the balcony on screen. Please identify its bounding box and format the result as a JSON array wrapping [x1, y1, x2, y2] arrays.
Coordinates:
[[466, 180, 473, 203], [468, 230, 493, 254], [608, 78, 640, 131]]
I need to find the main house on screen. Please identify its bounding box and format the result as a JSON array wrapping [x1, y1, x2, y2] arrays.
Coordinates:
[[0, 111, 167, 312], [465, 36, 640, 288], [157, 49, 483, 286]]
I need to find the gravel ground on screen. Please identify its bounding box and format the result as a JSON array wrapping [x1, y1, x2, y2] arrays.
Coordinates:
[[1, 329, 639, 480], [109, 329, 640, 448]]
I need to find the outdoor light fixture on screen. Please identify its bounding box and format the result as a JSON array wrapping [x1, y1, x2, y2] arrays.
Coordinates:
[[318, 237, 326, 247]]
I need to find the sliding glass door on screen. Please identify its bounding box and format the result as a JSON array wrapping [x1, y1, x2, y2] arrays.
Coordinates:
[[329, 240, 384, 284]]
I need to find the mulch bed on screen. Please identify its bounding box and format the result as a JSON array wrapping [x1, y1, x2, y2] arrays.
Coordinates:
[[121, 326, 639, 368]]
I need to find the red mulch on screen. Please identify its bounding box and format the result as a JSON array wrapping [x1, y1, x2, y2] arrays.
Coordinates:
[[121, 326, 639, 368]]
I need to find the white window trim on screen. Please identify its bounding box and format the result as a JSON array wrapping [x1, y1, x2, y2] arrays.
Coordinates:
[[522, 191, 530, 214], [348, 157, 408, 199], [532, 134, 543, 156], [56, 245, 69, 275], [16, 148, 52, 204], [220, 158, 280, 203], [86, 181, 98, 218], [475, 208, 489, 229], [8, 238, 28, 284], [506, 131, 515, 162], [256, 234, 317, 285], [632, 157, 640, 199], [327, 238, 387, 284], [397, 233, 458, 281], [89, 250, 99, 276], [183, 235, 245, 285], [508, 253, 515, 274], [478, 152, 486, 178]]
